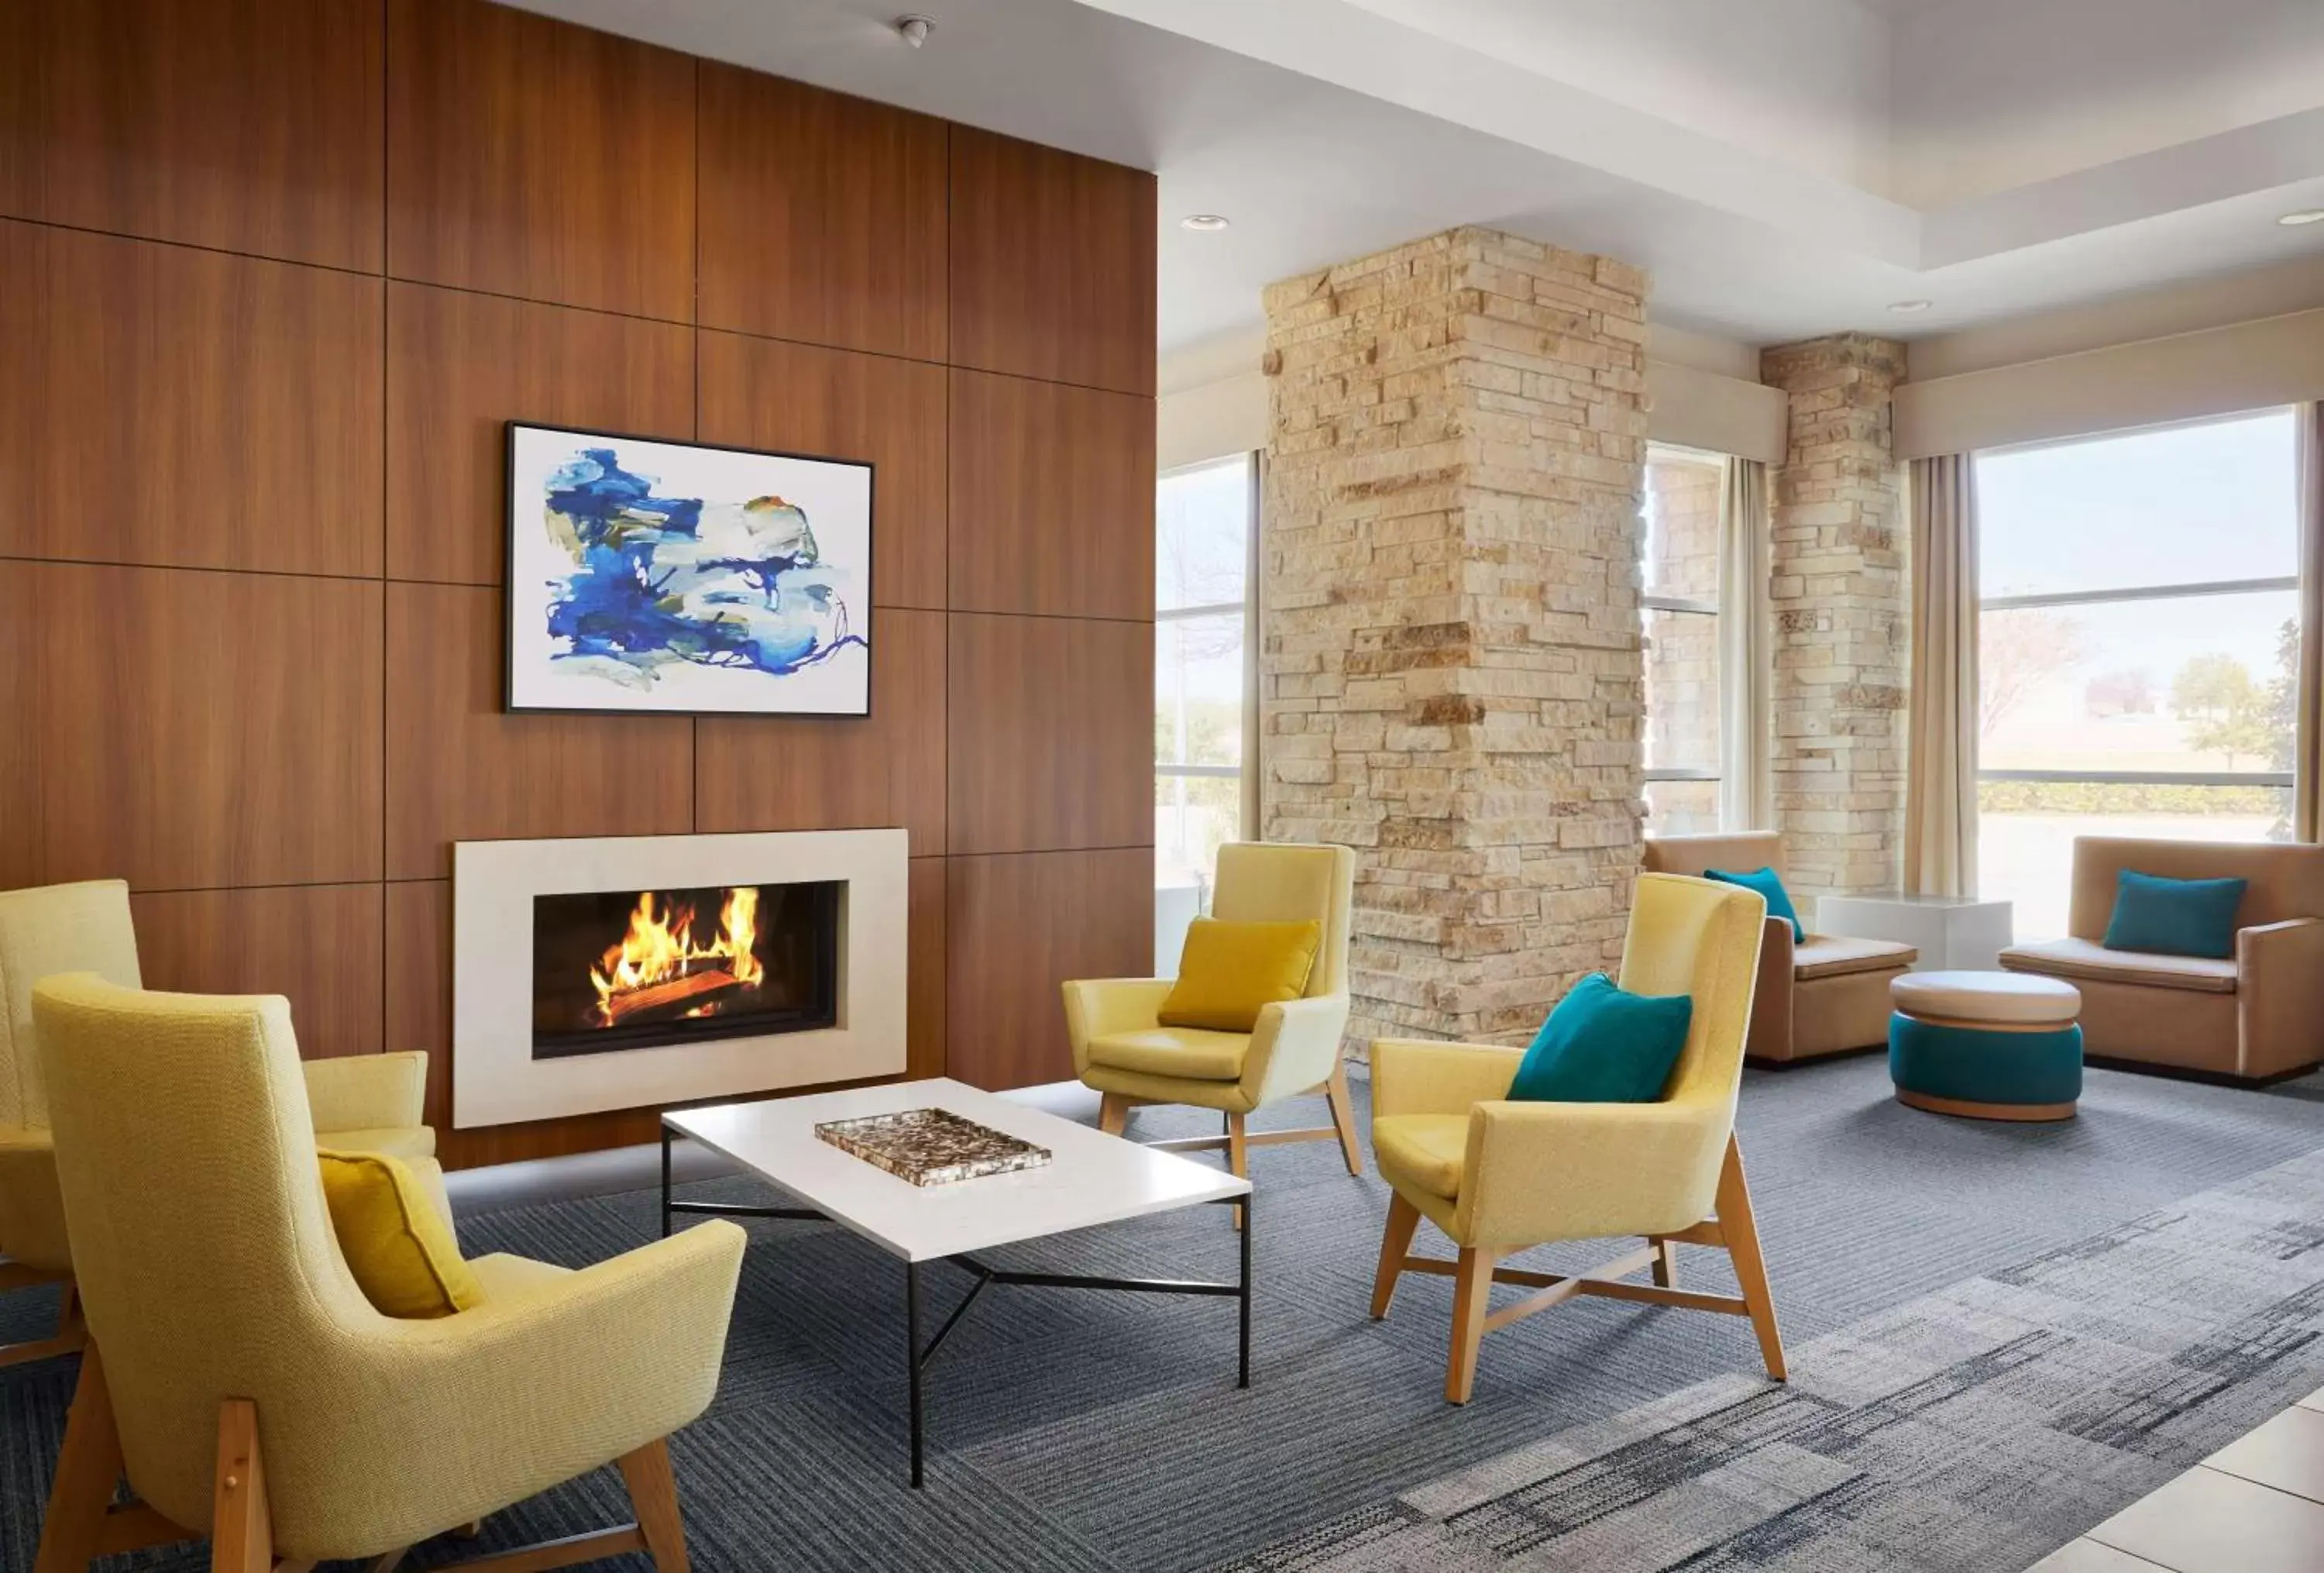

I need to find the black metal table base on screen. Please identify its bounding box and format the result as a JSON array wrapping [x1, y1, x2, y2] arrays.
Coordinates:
[[661, 1123, 1254, 1488]]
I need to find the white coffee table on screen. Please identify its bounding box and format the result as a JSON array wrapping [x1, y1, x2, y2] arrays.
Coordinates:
[[660, 1078, 1252, 1487], [1814, 891, 2015, 972]]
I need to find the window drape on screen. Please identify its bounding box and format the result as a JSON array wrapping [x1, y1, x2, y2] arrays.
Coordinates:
[[1905, 454, 1979, 895], [2297, 403, 2324, 842], [1717, 458, 1772, 831]]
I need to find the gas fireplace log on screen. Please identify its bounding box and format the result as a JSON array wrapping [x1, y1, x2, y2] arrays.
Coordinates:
[[601, 967, 742, 1024]]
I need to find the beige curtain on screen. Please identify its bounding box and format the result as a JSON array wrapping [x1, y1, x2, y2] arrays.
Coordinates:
[[2297, 403, 2324, 842], [1717, 458, 1772, 831], [1905, 454, 1979, 895]]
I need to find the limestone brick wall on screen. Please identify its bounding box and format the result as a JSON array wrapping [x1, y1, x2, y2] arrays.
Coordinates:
[[1758, 333, 1907, 898], [1260, 226, 1649, 1048]]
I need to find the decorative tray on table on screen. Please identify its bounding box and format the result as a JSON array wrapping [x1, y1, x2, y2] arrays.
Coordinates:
[[813, 1108, 1052, 1187]]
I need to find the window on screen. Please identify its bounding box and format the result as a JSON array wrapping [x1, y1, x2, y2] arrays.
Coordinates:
[[1975, 409, 2302, 940], [1157, 454, 1258, 894], [1642, 444, 1728, 835]]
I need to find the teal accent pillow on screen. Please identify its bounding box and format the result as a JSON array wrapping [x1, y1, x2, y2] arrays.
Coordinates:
[[1704, 866, 1803, 942], [2102, 869, 2247, 959], [1508, 973, 1693, 1104]]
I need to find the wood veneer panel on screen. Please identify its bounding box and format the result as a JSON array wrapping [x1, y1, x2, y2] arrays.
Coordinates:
[[949, 127, 1156, 397], [0, 0, 384, 270], [909, 858, 947, 1080], [0, 222, 384, 577], [696, 332, 946, 610], [697, 66, 947, 361], [387, 283, 696, 585], [386, 0, 696, 321], [948, 368, 1154, 620], [0, 563, 384, 892], [696, 608, 945, 852], [133, 884, 385, 1059], [947, 614, 1155, 856], [946, 848, 1151, 1089], [385, 583, 695, 881]]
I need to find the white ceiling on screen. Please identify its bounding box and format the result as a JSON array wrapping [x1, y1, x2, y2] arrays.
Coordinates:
[[512, 0, 2324, 362]]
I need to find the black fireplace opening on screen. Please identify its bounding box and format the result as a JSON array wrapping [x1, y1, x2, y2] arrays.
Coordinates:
[[531, 880, 841, 1059]]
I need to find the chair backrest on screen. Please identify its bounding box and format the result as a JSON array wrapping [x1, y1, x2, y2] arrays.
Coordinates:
[[32, 975, 382, 1532], [2068, 836, 2324, 941], [1617, 873, 1767, 1119], [0, 879, 141, 1130], [1642, 831, 1786, 883], [1212, 842, 1356, 998]]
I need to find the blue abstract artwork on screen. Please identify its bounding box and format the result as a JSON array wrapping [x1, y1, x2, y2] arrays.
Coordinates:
[[506, 425, 872, 716]]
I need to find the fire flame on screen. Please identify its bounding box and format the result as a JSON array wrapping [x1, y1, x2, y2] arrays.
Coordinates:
[[590, 887, 763, 1026]]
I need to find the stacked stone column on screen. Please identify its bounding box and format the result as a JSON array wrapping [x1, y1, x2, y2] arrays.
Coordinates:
[[1758, 333, 1908, 898], [1261, 227, 1649, 1049]]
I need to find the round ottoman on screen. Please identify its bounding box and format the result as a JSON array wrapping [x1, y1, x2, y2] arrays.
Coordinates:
[[1889, 971, 2082, 1122]]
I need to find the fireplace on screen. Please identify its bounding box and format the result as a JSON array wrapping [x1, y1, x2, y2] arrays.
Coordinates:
[[453, 830, 908, 1129], [531, 882, 841, 1059]]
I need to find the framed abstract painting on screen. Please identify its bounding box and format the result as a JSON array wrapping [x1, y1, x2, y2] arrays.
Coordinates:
[[504, 423, 874, 717]]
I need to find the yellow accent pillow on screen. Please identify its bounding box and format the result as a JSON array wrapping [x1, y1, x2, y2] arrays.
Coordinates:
[[1157, 918, 1323, 1032], [316, 1149, 483, 1320]]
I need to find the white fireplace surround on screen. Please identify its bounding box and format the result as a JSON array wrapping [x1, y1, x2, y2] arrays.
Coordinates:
[[452, 829, 908, 1129]]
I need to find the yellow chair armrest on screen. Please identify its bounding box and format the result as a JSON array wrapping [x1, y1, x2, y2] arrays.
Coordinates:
[[302, 1051, 428, 1135], [1239, 993, 1351, 1103], [361, 1220, 747, 1533], [1060, 977, 1174, 1076], [1460, 1100, 1730, 1246], [0, 1124, 70, 1272], [1370, 1038, 1522, 1120]]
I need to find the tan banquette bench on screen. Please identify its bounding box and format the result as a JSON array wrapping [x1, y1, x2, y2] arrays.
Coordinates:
[[1642, 832, 1916, 1064], [1999, 837, 2324, 1082]]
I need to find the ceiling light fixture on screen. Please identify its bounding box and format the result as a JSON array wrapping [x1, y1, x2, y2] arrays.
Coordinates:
[[1887, 299, 1932, 314], [1181, 214, 1231, 232], [2280, 208, 2324, 227], [895, 14, 933, 48]]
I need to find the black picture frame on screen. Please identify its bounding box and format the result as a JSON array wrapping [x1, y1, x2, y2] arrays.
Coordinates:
[[502, 420, 876, 719]]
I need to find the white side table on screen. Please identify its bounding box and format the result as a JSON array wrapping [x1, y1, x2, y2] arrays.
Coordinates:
[[1814, 892, 2014, 972]]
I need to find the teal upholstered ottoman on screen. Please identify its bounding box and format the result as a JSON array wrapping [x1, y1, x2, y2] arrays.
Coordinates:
[[1889, 970, 2082, 1122]]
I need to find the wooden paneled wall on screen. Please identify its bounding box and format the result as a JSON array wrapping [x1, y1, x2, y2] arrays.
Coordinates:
[[0, 0, 1157, 1167]]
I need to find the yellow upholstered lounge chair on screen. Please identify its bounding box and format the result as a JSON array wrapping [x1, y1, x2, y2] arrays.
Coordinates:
[[1064, 842, 1362, 1188], [29, 975, 746, 1572], [1368, 872, 1785, 1403], [0, 879, 436, 1369]]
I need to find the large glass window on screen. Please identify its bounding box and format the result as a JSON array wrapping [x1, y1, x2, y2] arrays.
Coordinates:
[[1975, 409, 2301, 939], [1157, 454, 1257, 893], [1643, 444, 1728, 835]]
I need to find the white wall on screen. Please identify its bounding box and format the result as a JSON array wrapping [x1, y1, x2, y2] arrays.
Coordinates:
[[1889, 0, 2324, 208]]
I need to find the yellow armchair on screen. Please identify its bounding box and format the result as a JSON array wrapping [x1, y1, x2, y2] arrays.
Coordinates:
[[0, 879, 436, 1368], [1063, 842, 1362, 1188], [1368, 872, 1785, 1403], [30, 975, 746, 1572]]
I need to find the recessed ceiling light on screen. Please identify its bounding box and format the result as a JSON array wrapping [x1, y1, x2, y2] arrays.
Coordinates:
[[2280, 208, 2324, 227], [1181, 214, 1231, 232], [894, 14, 933, 48], [1887, 299, 1932, 314]]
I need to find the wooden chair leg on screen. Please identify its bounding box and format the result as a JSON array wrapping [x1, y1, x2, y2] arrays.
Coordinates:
[[1649, 1237, 1676, 1288], [1098, 1093, 1129, 1136], [1370, 1192, 1422, 1320], [1446, 1245, 1497, 1404], [211, 1399, 273, 1573], [1226, 1113, 1249, 1230], [35, 1345, 124, 1573], [1715, 1136, 1787, 1382], [615, 1439, 689, 1573], [1324, 1064, 1364, 1175]]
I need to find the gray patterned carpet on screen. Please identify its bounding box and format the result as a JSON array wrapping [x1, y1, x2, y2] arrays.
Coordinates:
[[2, 1054, 2321, 1572]]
